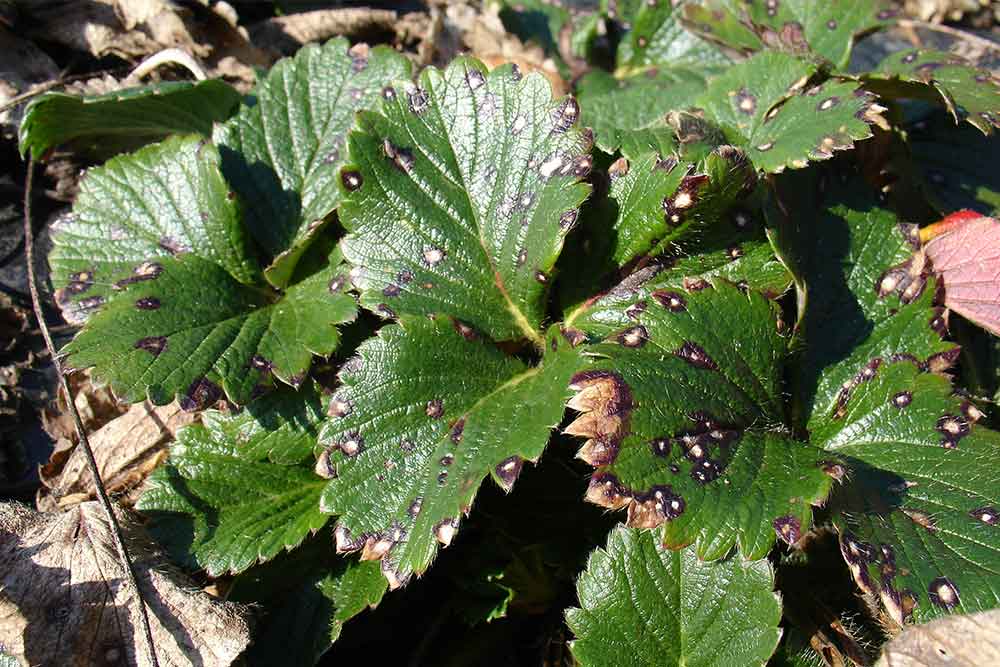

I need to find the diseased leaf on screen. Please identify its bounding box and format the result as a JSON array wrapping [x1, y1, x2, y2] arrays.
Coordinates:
[[771, 170, 1000, 625], [681, 0, 895, 69], [215, 38, 411, 287], [203, 382, 326, 465], [696, 51, 885, 173], [576, 68, 710, 157], [613, 0, 731, 72], [317, 317, 581, 586], [339, 57, 591, 344], [0, 502, 251, 667], [49, 135, 259, 321], [566, 527, 782, 667], [228, 535, 386, 666], [567, 278, 831, 559], [137, 417, 330, 576], [18, 80, 241, 162], [61, 243, 355, 407], [876, 608, 1000, 666], [868, 49, 1000, 135]]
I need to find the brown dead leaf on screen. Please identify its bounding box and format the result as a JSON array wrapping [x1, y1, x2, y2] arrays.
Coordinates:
[[41, 369, 126, 445], [38, 400, 196, 511], [877, 608, 1000, 666], [0, 27, 59, 137], [249, 7, 398, 55], [0, 501, 250, 667]]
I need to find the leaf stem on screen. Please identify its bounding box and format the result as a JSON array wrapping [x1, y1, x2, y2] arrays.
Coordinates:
[[23, 158, 161, 667]]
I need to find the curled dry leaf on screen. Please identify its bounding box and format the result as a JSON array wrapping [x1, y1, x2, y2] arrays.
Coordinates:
[[876, 608, 1000, 666], [0, 501, 250, 667], [41, 369, 126, 446], [37, 400, 197, 511]]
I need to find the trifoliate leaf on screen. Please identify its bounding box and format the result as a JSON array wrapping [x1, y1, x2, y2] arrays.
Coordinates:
[[681, 0, 895, 70], [18, 80, 241, 162], [908, 111, 1000, 216], [771, 170, 1000, 625], [566, 527, 782, 667], [317, 317, 581, 587], [49, 135, 259, 321], [696, 51, 885, 173], [567, 278, 832, 560], [202, 382, 326, 465], [612, 0, 732, 72], [868, 49, 1000, 136], [215, 38, 411, 287], [61, 244, 356, 407], [339, 58, 591, 344], [576, 69, 710, 157], [228, 535, 386, 666], [137, 418, 329, 576]]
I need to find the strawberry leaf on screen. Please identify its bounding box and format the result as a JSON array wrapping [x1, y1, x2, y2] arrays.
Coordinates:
[[215, 38, 411, 287], [567, 278, 831, 559], [18, 80, 241, 162], [339, 58, 591, 345], [317, 317, 580, 586], [566, 527, 782, 666], [137, 418, 330, 576], [613, 0, 732, 71], [49, 135, 259, 322], [867, 50, 1000, 136], [681, 0, 895, 69], [772, 170, 1000, 625], [696, 51, 884, 173], [61, 243, 355, 406]]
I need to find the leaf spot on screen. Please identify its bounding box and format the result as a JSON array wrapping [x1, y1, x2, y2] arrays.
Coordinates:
[[134, 336, 167, 356], [426, 399, 444, 419], [652, 290, 687, 312], [674, 341, 718, 370], [928, 577, 960, 609], [341, 169, 363, 191], [773, 516, 802, 545]]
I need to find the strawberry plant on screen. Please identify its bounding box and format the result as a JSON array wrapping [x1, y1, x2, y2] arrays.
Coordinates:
[[10, 1, 1000, 664]]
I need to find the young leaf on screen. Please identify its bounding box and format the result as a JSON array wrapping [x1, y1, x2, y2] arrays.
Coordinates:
[[696, 51, 885, 173], [137, 418, 329, 576], [49, 135, 259, 321], [868, 50, 1000, 136], [771, 170, 1000, 625], [338, 57, 591, 345], [681, 0, 895, 70], [215, 38, 411, 287], [566, 527, 782, 666], [317, 317, 581, 587], [18, 80, 241, 162], [567, 278, 831, 559], [60, 245, 355, 406]]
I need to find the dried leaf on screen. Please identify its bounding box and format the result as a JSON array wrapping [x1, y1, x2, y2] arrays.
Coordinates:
[[0, 501, 251, 667], [877, 608, 1000, 666], [37, 400, 196, 511]]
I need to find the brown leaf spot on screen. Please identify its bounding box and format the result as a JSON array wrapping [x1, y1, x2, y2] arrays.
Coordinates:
[[495, 456, 523, 491], [652, 290, 687, 312], [674, 341, 718, 370], [425, 399, 444, 419], [134, 336, 167, 356], [135, 297, 160, 310], [566, 371, 634, 466], [928, 577, 960, 609], [773, 515, 802, 545], [180, 377, 222, 412], [617, 325, 647, 348]]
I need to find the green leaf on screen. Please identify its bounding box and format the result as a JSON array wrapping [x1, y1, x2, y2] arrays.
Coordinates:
[[613, 0, 732, 72], [49, 135, 259, 322], [339, 58, 591, 344], [696, 51, 884, 173], [317, 317, 581, 586], [202, 382, 327, 465], [868, 49, 1000, 136], [18, 80, 241, 162], [62, 244, 356, 406], [137, 418, 329, 576], [228, 535, 386, 666], [576, 69, 712, 157], [566, 527, 782, 666], [908, 110, 1000, 216], [215, 38, 411, 287], [770, 170, 1000, 625], [567, 278, 831, 559], [681, 0, 895, 69]]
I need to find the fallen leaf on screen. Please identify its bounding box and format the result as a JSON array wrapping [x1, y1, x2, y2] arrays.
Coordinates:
[[0, 501, 251, 667], [877, 608, 1000, 666], [41, 369, 127, 446], [38, 400, 197, 511]]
